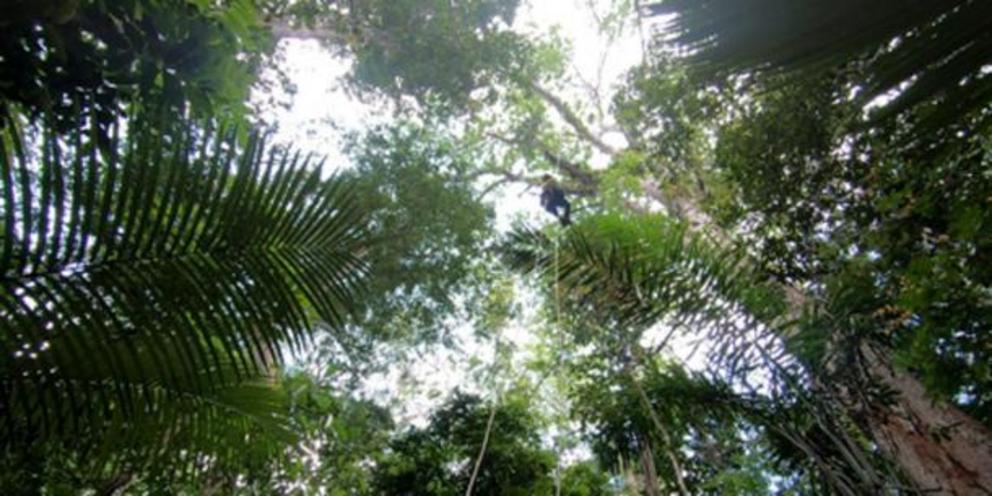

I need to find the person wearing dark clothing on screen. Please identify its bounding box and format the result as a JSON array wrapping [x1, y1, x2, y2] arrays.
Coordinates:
[[540, 174, 571, 226]]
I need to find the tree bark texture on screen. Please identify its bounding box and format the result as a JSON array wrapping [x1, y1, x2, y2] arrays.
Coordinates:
[[862, 346, 992, 495]]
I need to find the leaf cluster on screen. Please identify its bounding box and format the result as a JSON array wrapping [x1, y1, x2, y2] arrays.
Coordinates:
[[340, 123, 496, 343], [0, 116, 368, 486], [372, 392, 556, 496], [648, 0, 992, 142], [1, 0, 269, 139]]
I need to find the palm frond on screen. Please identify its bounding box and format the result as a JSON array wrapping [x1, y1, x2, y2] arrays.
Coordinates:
[[4, 375, 298, 488], [503, 214, 906, 494], [504, 214, 784, 356], [0, 115, 368, 443], [649, 0, 992, 133]]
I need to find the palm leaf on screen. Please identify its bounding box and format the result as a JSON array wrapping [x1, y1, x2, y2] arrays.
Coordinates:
[[504, 214, 784, 360], [5, 373, 298, 488], [503, 214, 906, 493], [648, 0, 992, 134], [0, 115, 369, 448]]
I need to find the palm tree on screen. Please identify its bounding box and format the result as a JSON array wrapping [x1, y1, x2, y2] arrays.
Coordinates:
[[505, 214, 929, 494], [0, 113, 369, 489]]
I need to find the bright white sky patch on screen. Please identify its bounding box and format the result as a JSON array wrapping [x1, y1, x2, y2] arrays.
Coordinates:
[[253, 41, 384, 169]]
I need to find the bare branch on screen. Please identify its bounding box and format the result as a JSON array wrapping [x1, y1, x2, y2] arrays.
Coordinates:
[[476, 167, 597, 199], [539, 149, 599, 190], [478, 176, 513, 199], [524, 80, 618, 157], [266, 20, 348, 43], [484, 132, 600, 192]]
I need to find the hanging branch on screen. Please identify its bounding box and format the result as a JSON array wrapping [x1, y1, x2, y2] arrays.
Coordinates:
[[479, 132, 600, 202]]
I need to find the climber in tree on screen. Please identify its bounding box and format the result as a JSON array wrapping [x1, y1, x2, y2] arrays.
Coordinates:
[[540, 174, 571, 226]]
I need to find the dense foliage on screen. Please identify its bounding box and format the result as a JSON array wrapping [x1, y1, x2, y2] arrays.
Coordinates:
[[1, 0, 990, 494], [373, 394, 555, 495], [1, 0, 268, 139]]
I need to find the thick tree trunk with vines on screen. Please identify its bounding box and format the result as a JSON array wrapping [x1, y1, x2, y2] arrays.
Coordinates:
[[861, 347, 992, 495], [643, 184, 992, 494]]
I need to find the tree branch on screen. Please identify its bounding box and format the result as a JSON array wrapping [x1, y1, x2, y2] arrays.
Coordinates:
[[483, 132, 600, 193], [266, 20, 349, 44], [523, 80, 618, 157], [539, 149, 598, 191], [477, 168, 598, 200]]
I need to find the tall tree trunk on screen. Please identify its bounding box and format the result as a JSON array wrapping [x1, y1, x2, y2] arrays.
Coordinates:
[[861, 346, 992, 495], [640, 438, 662, 496]]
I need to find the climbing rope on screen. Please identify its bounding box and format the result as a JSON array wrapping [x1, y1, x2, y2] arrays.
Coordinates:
[[552, 235, 563, 496], [554, 234, 562, 336], [465, 231, 566, 496], [465, 394, 498, 496], [465, 339, 503, 496]]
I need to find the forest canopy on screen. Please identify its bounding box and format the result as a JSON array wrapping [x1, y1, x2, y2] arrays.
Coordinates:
[[1, 0, 990, 494]]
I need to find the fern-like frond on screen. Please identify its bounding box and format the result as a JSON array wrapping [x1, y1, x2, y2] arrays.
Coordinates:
[[505, 214, 784, 342], [506, 214, 794, 383], [505, 214, 903, 494], [0, 116, 368, 444], [648, 0, 992, 134], [3, 374, 298, 488]]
